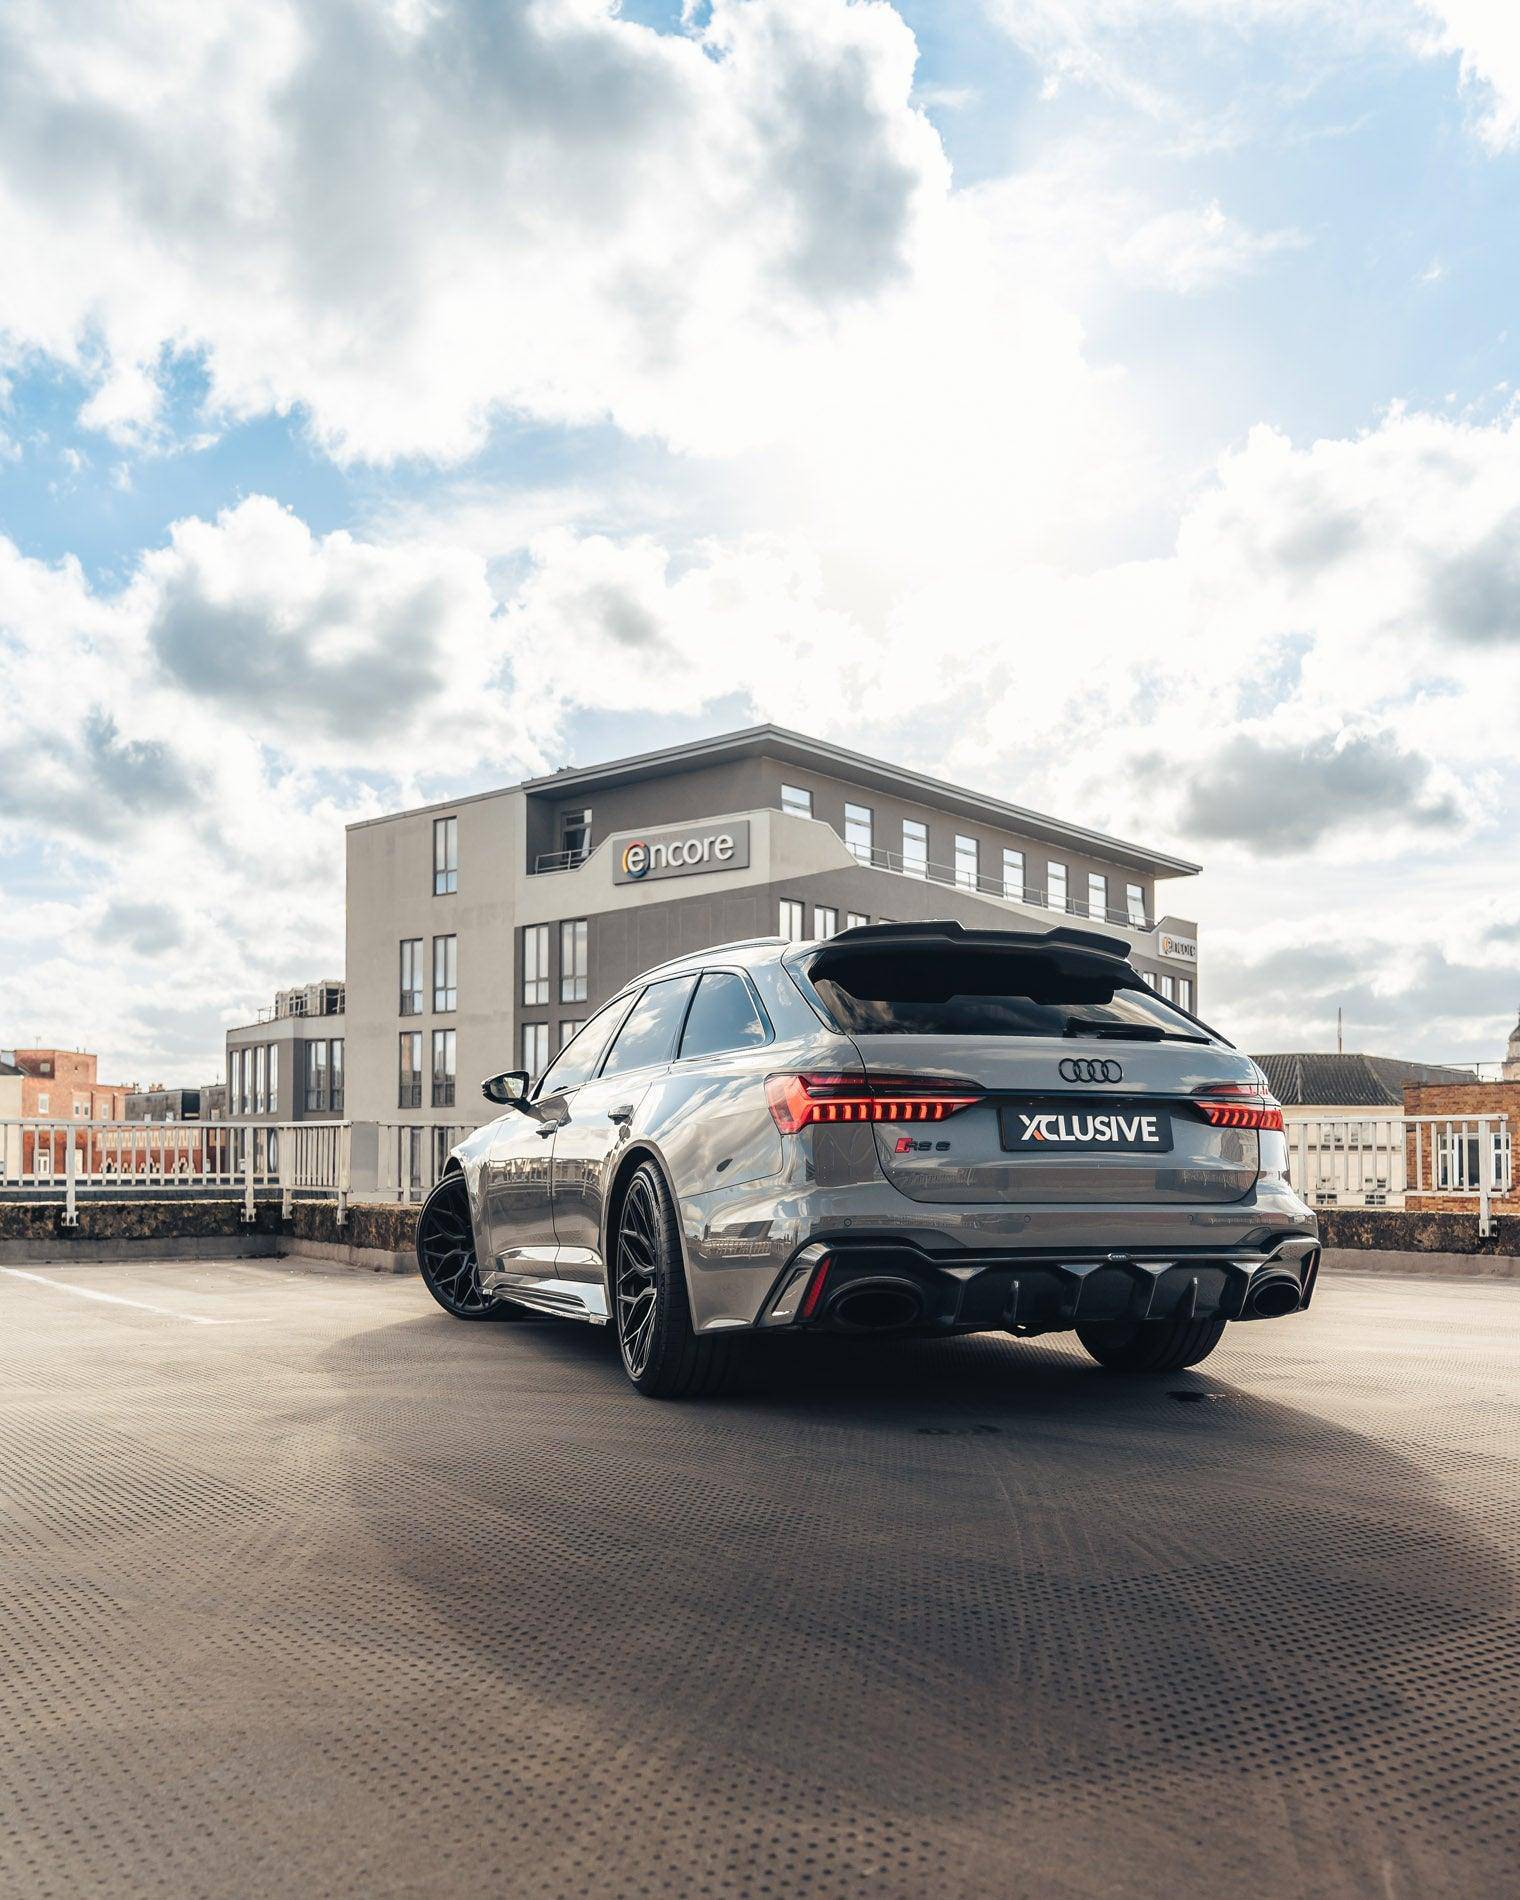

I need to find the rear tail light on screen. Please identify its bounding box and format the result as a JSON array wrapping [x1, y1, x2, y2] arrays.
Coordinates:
[[1194, 1084, 1285, 1132], [765, 1071, 983, 1134]]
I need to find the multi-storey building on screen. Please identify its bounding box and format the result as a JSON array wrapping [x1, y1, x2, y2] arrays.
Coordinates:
[[224, 982, 346, 1123], [124, 1085, 229, 1123], [1, 1049, 133, 1119], [345, 725, 1203, 1127]]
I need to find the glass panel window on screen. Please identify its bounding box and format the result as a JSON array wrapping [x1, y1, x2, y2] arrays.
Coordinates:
[[778, 898, 805, 942], [1140, 970, 1157, 989], [329, 1040, 343, 1114], [1087, 873, 1107, 920], [601, 976, 699, 1079], [559, 1019, 586, 1048], [523, 925, 549, 1007], [1160, 973, 1175, 1001], [305, 1042, 320, 1112], [560, 808, 592, 858], [399, 939, 423, 1015], [813, 905, 838, 939], [902, 819, 927, 878], [955, 835, 978, 890], [431, 1028, 456, 1107], [1047, 861, 1068, 911], [1002, 849, 1024, 901], [560, 918, 588, 1004], [538, 998, 630, 1096], [433, 815, 458, 895], [679, 972, 768, 1060], [1126, 882, 1146, 925], [269, 1045, 279, 1116], [844, 804, 873, 862], [845, 912, 869, 929], [398, 1032, 422, 1109], [433, 934, 457, 1012], [521, 1022, 550, 1079], [255, 1044, 267, 1115], [1178, 978, 1193, 1012], [782, 784, 813, 819]]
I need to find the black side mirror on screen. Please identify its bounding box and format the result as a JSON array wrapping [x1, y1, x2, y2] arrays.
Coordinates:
[[482, 1069, 532, 1108]]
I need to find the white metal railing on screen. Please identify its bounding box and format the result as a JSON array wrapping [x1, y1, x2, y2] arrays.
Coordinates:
[[0, 1119, 353, 1228], [1284, 1114, 1511, 1234]]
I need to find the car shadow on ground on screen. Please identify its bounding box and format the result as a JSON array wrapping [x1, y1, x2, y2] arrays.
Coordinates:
[[314, 1298, 1518, 1898]]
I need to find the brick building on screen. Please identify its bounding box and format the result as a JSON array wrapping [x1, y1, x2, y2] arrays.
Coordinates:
[[1404, 1077, 1519, 1214], [3, 1049, 133, 1120]]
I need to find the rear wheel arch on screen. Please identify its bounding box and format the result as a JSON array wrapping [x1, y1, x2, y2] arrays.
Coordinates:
[[603, 1141, 689, 1298]]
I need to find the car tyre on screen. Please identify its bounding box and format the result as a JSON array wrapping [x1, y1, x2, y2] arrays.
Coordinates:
[[614, 1160, 734, 1399], [416, 1172, 524, 1321], [1076, 1315, 1227, 1373]]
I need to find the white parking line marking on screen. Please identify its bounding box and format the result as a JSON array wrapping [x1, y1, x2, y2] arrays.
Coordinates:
[[0, 1267, 239, 1324]]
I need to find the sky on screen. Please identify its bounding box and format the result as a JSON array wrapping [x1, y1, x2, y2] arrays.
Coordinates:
[[2, 0, 1520, 1082]]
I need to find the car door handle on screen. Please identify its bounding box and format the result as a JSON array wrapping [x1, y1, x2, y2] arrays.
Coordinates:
[[607, 1105, 635, 1125], [536, 1117, 564, 1137]]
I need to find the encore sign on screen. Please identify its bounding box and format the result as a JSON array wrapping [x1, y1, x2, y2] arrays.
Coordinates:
[[612, 819, 751, 885]]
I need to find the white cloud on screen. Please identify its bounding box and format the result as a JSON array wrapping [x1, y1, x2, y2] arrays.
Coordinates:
[[1113, 199, 1307, 293], [0, 0, 947, 463]]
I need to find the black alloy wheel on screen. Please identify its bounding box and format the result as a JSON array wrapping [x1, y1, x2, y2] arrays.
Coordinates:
[[416, 1172, 518, 1321], [613, 1160, 735, 1398]]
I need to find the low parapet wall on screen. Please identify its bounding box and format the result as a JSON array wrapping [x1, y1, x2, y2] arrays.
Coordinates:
[[2, 1199, 1517, 1278]]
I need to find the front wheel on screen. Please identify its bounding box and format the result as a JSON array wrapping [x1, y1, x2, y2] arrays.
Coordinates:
[[1076, 1315, 1227, 1373], [614, 1161, 735, 1398], [416, 1173, 522, 1321]]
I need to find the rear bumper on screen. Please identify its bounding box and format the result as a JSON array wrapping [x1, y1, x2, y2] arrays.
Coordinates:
[[760, 1234, 1322, 1336]]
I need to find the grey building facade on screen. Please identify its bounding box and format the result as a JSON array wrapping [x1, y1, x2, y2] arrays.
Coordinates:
[[345, 727, 1203, 1129], [224, 981, 346, 1123]]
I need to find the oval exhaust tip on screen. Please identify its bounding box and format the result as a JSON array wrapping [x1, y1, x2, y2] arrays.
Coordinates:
[[1248, 1276, 1302, 1319], [829, 1285, 922, 1332]]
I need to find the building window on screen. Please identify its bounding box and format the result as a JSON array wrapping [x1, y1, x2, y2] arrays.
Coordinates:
[[433, 815, 458, 895], [433, 934, 457, 1012], [305, 1041, 329, 1113], [1047, 861, 1068, 911], [227, 1052, 239, 1117], [36, 1090, 49, 1114], [1001, 849, 1024, 901], [955, 835, 979, 890], [398, 1032, 422, 1109], [1139, 970, 1157, 989], [522, 1021, 550, 1079], [255, 1043, 268, 1115], [523, 924, 549, 1006], [902, 819, 927, 878], [431, 1028, 456, 1108], [1088, 873, 1107, 920], [1160, 973, 1175, 1001], [845, 803, 873, 863], [559, 1019, 586, 1049], [560, 808, 592, 859], [1178, 978, 1193, 1012], [269, 1046, 279, 1116], [779, 899, 805, 942], [845, 911, 869, 929], [560, 918, 588, 1004], [1126, 882, 1146, 926], [782, 784, 813, 819], [329, 1040, 343, 1115], [400, 939, 423, 1015]]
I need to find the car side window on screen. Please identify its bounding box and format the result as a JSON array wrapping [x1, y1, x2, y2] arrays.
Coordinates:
[[599, 975, 698, 1079], [535, 997, 631, 1098], [678, 972, 768, 1060]]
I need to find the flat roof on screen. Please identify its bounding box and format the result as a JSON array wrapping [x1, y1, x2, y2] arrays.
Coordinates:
[[352, 724, 1200, 877]]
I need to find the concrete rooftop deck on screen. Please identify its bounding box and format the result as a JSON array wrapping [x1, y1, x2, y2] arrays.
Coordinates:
[[1, 1259, 1516, 1898]]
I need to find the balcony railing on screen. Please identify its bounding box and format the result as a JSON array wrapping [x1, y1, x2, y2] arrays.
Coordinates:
[[845, 844, 1153, 931], [531, 846, 591, 875]]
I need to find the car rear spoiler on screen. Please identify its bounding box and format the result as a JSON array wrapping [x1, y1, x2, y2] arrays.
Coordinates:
[[803, 918, 1134, 960]]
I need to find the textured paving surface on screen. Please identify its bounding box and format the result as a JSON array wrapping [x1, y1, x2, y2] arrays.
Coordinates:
[[1, 1260, 1516, 1900]]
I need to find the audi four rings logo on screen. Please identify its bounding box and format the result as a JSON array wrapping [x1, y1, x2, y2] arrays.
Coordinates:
[[1059, 1057, 1123, 1084]]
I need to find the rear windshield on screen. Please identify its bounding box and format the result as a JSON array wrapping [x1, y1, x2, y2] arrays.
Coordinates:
[[808, 947, 1210, 1041]]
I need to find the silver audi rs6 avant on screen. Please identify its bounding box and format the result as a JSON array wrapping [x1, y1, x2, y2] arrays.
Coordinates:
[[416, 921, 1320, 1398]]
